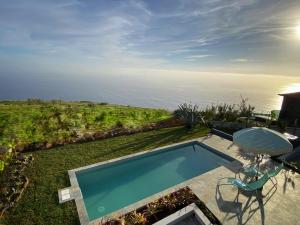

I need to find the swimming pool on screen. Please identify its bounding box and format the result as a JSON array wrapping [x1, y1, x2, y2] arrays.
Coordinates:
[[73, 142, 233, 221]]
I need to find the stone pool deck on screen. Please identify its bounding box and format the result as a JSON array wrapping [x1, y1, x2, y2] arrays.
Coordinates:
[[190, 134, 300, 225], [63, 134, 300, 225]]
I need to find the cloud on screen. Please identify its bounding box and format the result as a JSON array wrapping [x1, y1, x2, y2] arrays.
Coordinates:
[[186, 54, 214, 61], [230, 58, 249, 63], [188, 55, 214, 59], [0, 0, 300, 76]]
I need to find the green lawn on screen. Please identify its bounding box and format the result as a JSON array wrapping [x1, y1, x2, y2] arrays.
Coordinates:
[[1, 125, 209, 225]]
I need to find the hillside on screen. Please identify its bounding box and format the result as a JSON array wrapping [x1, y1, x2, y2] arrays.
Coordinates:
[[0, 99, 171, 151]]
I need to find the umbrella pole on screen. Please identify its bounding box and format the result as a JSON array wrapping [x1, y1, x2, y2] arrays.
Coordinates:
[[255, 155, 259, 180], [255, 154, 263, 179]]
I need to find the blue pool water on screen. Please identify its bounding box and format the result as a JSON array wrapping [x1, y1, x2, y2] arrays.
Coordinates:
[[76, 143, 231, 220]]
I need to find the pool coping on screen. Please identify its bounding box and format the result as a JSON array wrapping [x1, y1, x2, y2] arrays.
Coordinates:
[[63, 136, 240, 225]]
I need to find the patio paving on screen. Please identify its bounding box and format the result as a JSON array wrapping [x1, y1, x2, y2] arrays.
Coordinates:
[[190, 134, 300, 225]]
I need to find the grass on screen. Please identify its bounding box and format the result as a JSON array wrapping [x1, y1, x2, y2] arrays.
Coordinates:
[[1, 125, 209, 225], [0, 100, 170, 149]]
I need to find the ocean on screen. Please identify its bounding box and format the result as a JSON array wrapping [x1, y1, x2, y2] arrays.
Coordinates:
[[1, 72, 300, 113]]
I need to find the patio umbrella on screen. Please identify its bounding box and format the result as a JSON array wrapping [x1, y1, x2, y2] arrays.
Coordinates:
[[233, 127, 293, 157]]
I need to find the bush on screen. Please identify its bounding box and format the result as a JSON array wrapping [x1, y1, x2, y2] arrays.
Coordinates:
[[26, 98, 45, 105], [115, 120, 124, 128], [0, 150, 13, 171], [174, 103, 204, 129], [238, 97, 255, 117], [200, 97, 255, 122], [95, 112, 107, 122], [0, 143, 15, 172]]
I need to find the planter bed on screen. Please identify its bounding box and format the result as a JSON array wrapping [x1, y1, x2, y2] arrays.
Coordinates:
[[100, 187, 220, 225]]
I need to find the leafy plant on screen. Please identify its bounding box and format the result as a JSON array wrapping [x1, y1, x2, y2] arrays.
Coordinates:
[[200, 97, 255, 122], [95, 112, 107, 122], [125, 211, 147, 225], [238, 97, 255, 117], [174, 103, 204, 128], [0, 143, 15, 172], [142, 202, 161, 220], [115, 120, 124, 128], [270, 110, 280, 121]]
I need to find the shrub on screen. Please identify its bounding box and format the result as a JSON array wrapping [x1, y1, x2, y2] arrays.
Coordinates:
[[174, 103, 204, 129], [26, 98, 44, 105], [115, 120, 124, 128], [0, 143, 15, 172], [0, 150, 12, 171], [125, 211, 147, 225], [238, 97, 255, 117], [98, 102, 108, 105], [200, 97, 255, 122], [95, 112, 107, 122]]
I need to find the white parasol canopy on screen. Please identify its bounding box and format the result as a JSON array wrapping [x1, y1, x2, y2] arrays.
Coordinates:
[[233, 127, 293, 156]]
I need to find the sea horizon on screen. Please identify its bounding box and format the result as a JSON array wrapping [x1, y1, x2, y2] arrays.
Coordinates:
[[1, 71, 299, 112]]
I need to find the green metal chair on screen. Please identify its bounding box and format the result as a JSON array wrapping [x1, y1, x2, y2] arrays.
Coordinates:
[[219, 163, 284, 192], [267, 163, 284, 178], [240, 164, 262, 178]]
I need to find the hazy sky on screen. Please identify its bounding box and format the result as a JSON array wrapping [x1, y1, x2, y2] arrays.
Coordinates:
[[1, 0, 300, 78]]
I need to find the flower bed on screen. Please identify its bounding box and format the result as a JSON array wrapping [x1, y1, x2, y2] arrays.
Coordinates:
[[100, 187, 221, 225]]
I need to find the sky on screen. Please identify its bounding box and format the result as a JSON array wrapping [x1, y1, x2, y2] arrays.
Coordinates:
[[1, 0, 300, 76], [0, 0, 300, 107]]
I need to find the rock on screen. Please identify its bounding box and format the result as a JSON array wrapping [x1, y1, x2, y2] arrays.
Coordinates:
[[45, 142, 53, 149], [93, 131, 104, 139]]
